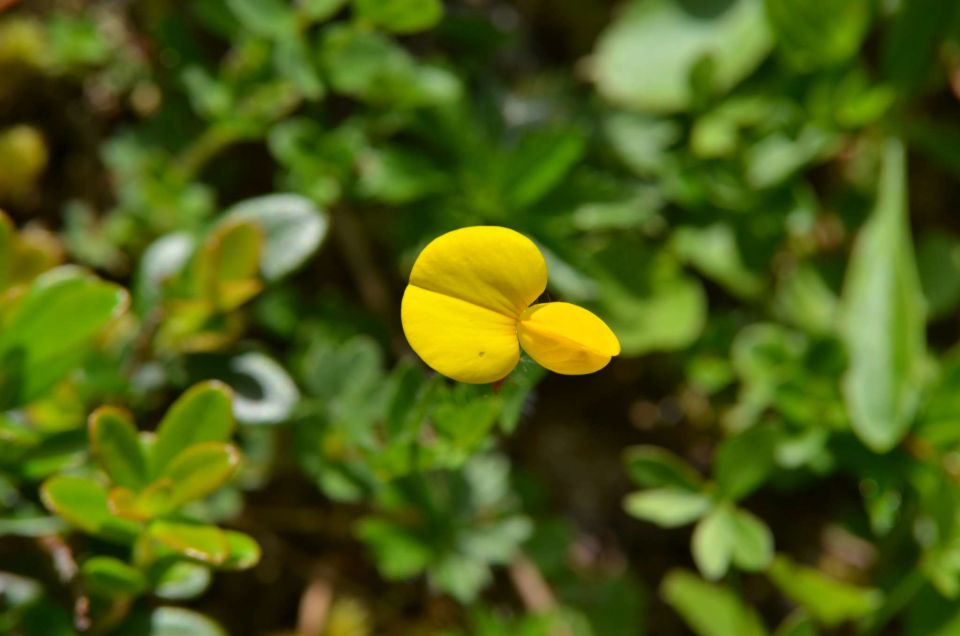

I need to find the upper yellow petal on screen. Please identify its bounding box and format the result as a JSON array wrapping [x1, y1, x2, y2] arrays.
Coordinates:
[[401, 284, 520, 384], [518, 302, 620, 375], [408, 226, 547, 317]]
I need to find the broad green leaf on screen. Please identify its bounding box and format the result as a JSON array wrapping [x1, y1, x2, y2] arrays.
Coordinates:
[[692, 504, 771, 578], [135, 233, 194, 313], [89, 407, 148, 490], [623, 445, 705, 490], [153, 562, 212, 600], [225, 0, 296, 38], [224, 194, 328, 282], [714, 426, 778, 501], [662, 569, 768, 636], [193, 220, 263, 312], [82, 556, 147, 598], [220, 530, 262, 570], [159, 442, 240, 510], [729, 508, 773, 571], [841, 140, 926, 452], [625, 489, 712, 528], [692, 507, 733, 580], [767, 555, 881, 626], [117, 607, 227, 636], [764, 0, 871, 70], [40, 475, 140, 543], [148, 521, 230, 566], [0, 267, 127, 406], [592, 0, 771, 112], [352, 0, 443, 34], [150, 381, 235, 476]]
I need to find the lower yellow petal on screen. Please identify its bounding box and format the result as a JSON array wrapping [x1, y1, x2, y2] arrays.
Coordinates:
[[518, 302, 620, 375], [401, 285, 520, 384]]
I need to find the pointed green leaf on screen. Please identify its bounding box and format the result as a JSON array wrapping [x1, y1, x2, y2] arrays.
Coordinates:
[[150, 381, 235, 476], [89, 407, 148, 490], [841, 140, 926, 452]]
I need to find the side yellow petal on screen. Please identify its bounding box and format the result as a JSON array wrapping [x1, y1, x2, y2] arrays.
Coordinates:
[[518, 302, 620, 375], [408, 226, 547, 317], [401, 285, 520, 384]]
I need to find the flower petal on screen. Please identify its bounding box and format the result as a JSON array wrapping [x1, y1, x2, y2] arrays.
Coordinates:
[[518, 302, 620, 375], [408, 226, 547, 317], [401, 285, 520, 383]]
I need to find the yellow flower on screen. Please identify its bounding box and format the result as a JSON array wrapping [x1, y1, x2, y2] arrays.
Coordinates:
[[401, 226, 620, 384]]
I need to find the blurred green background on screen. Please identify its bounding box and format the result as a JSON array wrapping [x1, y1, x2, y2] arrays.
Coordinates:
[[2, 0, 960, 634]]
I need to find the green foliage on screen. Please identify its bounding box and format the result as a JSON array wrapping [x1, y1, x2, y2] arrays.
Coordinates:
[[3, 0, 960, 633]]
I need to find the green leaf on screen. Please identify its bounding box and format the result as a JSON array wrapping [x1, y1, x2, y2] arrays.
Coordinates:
[[160, 442, 241, 510], [691, 504, 772, 579], [662, 569, 768, 636], [764, 0, 872, 70], [89, 407, 148, 490], [300, 0, 347, 21], [356, 518, 431, 579], [623, 445, 705, 490], [117, 607, 227, 636], [918, 231, 960, 320], [625, 489, 712, 528], [352, 0, 443, 34], [714, 426, 778, 501], [692, 507, 733, 580], [673, 224, 764, 299], [148, 521, 230, 566], [500, 128, 585, 211], [192, 220, 263, 311], [153, 562, 212, 600], [82, 556, 147, 598], [592, 0, 771, 112], [224, 194, 329, 282], [841, 139, 926, 452], [225, 0, 296, 38], [728, 508, 773, 571], [0, 267, 127, 407], [40, 475, 140, 543], [150, 381, 235, 476], [767, 555, 881, 626], [881, 0, 960, 97], [189, 351, 300, 425], [220, 530, 262, 570]]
